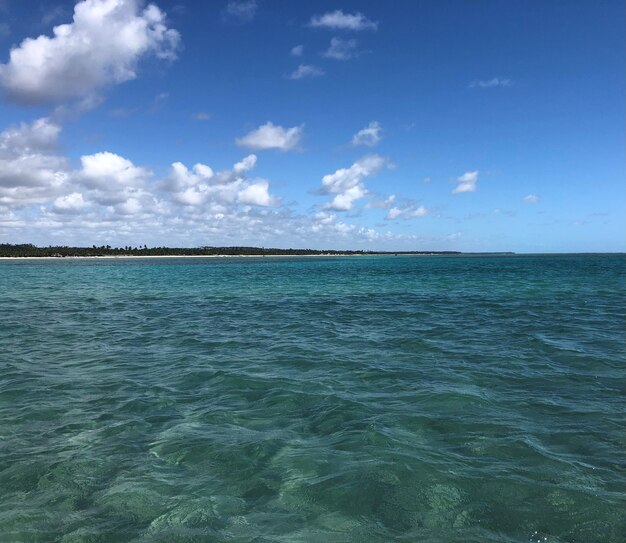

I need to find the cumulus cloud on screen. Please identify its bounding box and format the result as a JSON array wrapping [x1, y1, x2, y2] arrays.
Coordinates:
[[164, 154, 276, 208], [329, 222, 384, 243], [233, 154, 257, 173], [238, 180, 274, 206], [290, 44, 304, 57], [0, 118, 157, 215], [452, 170, 478, 194], [523, 194, 539, 203], [165, 161, 218, 206], [76, 151, 155, 214], [322, 155, 386, 194], [469, 77, 512, 89], [53, 192, 87, 213], [313, 211, 336, 225], [222, 0, 257, 24], [326, 185, 367, 212], [320, 154, 388, 211], [352, 121, 382, 147], [236, 122, 303, 151], [0, 0, 180, 105], [287, 64, 324, 80], [0, 116, 415, 249], [0, 116, 60, 153], [115, 196, 143, 215], [0, 117, 283, 237], [0, 117, 69, 206], [0, 117, 412, 249], [309, 10, 377, 31], [323, 37, 358, 60], [79, 152, 149, 191]]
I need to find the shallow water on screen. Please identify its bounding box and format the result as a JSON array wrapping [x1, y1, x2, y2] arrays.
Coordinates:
[[1, 254, 624, 542]]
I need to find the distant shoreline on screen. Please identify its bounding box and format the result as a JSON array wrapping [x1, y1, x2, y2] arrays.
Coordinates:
[[1, 253, 622, 260], [0, 254, 364, 260], [0, 243, 480, 259], [3, 245, 623, 260], [0, 253, 524, 260], [0, 253, 478, 260]]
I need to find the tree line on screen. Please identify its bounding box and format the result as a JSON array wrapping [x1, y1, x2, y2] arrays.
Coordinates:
[[0, 243, 463, 258]]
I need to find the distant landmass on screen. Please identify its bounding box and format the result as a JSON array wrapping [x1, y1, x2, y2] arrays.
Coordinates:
[[0, 243, 507, 258]]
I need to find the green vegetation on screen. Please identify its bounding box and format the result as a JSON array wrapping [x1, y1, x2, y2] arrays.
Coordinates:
[[0, 243, 464, 258]]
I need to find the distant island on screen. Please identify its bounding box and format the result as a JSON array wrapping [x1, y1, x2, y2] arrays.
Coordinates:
[[0, 243, 496, 258]]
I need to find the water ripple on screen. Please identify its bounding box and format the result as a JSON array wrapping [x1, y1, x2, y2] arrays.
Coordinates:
[[0, 254, 624, 541]]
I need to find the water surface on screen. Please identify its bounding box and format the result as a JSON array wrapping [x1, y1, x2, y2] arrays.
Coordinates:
[[1, 254, 624, 542]]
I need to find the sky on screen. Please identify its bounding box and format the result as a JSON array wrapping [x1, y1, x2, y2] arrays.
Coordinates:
[[0, 0, 624, 252]]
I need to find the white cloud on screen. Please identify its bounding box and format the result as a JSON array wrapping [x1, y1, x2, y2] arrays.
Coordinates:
[[236, 122, 303, 151], [386, 207, 402, 220], [469, 77, 512, 89], [523, 194, 539, 203], [0, 116, 60, 153], [313, 211, 336, 225], [287, 64, 324, 80], [0, 118, 422, 249], [79, 152, 149, 191], [290, 44, 304, 57], [75, 152, 158, 217], [0, 118, 162, 217], [114, 196, 142, 215], [168, 161, 213, 188], [385, 205, 429, 220], [0, 119, 409, 248], [238, 180, 275, 207], [172, 186, 205, 206], [0, 0, 180, 105], [233, 154, 257, 173], [327, 185, 367, 211], [222, 0, 257, 23], [452, 170, 478, 194], [323, 37, 358, 60], [309, 10, 377, 31], [53, 192, 87, 213], [352, 121, 382, 147], [164, 154, 276, 208], [321, 155, 385, 193], [407, 206, 430, 217], [0, 117, 69, 206], [321, 154, 387, 211], [166, 161, 216, 206]]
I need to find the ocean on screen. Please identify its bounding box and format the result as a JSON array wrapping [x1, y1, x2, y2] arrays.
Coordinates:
[[0, 254, 624, 542]]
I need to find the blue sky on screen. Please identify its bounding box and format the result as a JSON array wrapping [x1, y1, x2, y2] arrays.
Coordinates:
[[0, 0, 623, 252]]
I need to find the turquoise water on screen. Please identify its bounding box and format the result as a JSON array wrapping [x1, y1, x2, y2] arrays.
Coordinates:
[[0, 254, 624, 542]]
